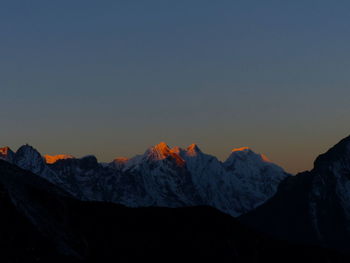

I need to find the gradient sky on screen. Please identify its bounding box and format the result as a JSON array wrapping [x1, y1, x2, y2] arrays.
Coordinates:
[[1, 0, 350, 174]]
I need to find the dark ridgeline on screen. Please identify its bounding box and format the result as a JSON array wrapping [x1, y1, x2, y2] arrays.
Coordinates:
[[241, 135, 350, 252], [0, 159, 348, 263]]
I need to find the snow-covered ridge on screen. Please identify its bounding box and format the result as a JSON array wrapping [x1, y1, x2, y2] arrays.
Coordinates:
[[1, 142, 290, 216]]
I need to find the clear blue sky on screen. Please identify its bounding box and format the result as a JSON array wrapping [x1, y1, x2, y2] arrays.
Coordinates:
[[1, 0, 350, 173]]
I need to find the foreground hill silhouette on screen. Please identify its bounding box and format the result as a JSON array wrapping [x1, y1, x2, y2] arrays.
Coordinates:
[[0, 159, 348, 262]]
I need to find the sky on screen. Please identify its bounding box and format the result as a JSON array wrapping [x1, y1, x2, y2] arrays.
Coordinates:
[[1, 0, 350, 174]]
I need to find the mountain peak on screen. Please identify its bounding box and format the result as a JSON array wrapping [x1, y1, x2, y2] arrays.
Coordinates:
[[186, 144, 202, 156], [148, 142, 172, 157], [187, 143, 200, 151], [154, 142, 170, 152], [146, 142, 185, 166], [16, 144, 41, 157], [44, 154, 75, 164], [231, 147, 252, 153], [13, 144, 47, 175], [226, 147, 273, 164]]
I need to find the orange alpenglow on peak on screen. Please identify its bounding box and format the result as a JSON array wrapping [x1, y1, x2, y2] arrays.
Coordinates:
[[153, 142, 170, 152], [44, 154, 75, 164], [0, 146, 11, 155], [187, 143, 199, 150], [231, 147, 271, 162], [186, 143, 201, 156], [231, 147, 251, 152], [171, 146, 181, 154], [260, 154, 271, 162], [151, 142, 185, 166]]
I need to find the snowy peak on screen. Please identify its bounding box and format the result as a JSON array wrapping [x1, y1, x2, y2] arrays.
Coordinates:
[[226, 147, 271, 165], [185, 144, 202, 157], [0, 146, 15, 163], [170, 144, 203, 159], [44, 154, 75, 164], [149, 142, 172, 159], [232, 147, 252, 153], [223, 146, 288, 209], [145, 142, 185, 166]]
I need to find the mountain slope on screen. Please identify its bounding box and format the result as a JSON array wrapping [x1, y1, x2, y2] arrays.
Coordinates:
[[224, 147, 289, 213], [0, 159, 347, 263], [240, 135, 350, 251]]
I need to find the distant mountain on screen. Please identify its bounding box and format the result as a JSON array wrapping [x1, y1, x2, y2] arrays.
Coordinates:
[[223, 147, 288, 212], [2, 142, 289, 216], [0, 159, 347, 263], [240, 135, 350, 251]]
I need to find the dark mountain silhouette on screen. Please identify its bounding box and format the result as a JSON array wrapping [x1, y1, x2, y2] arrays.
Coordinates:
[[241, 135, 350, 252]]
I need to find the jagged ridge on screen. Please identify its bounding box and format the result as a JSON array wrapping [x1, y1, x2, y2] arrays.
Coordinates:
[[1, 142, 289, 216]]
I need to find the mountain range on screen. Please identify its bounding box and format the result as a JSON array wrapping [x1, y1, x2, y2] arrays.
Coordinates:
[[2, 136, 350, 261], [0, 142, 289, 216], [0, 158, 347, 262]]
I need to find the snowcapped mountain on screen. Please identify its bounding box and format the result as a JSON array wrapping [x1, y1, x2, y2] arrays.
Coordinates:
[[174, 144, 254, 215], [118, 142, 202, 207], [224, 147, 288, 209], [241, 135, 350, 251], [1, 142, 289, 216], [118, 142, 289, 215], [174, 144, 288, 215]]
